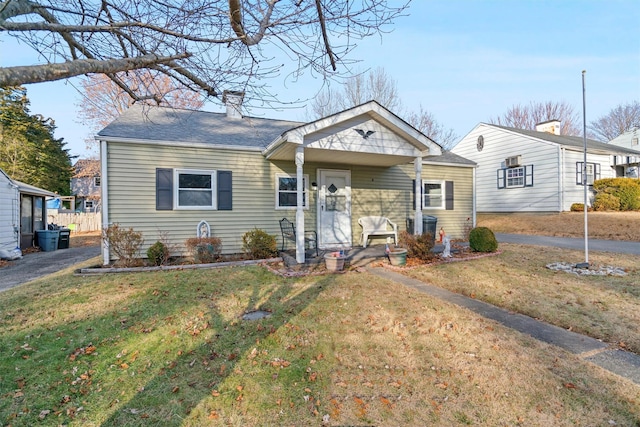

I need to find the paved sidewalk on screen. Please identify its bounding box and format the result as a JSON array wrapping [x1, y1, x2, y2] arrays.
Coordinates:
[[368, 267, 640, 386], [496, 233, 640, 255]]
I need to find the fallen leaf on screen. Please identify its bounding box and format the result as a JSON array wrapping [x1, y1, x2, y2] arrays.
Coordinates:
[[172, 386, 180, 393], [208, 410, 218, 419], [211, 390, 220, 397], [564, 383, 577, 389]]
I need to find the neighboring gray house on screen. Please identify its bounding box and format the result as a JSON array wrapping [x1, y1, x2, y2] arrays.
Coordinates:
[[71, 159, 101, 212], [97, 98, 477, 264], [451, 121, 640, 212], [608, 128, 640, 178]]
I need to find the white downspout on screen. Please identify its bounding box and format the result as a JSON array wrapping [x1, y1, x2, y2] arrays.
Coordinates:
[[295, 146, 305, 264], [414, 159, 423, 234], [100, 139, 109, 265]]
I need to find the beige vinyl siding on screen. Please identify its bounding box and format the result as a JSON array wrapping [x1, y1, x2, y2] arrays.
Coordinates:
[[106, 142, 317, 257], [350, 163, 474, 243], [106, 141, 473, 259]]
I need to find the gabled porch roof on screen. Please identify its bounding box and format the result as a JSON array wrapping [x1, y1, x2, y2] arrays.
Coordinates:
[[263, 101, 442, 166]]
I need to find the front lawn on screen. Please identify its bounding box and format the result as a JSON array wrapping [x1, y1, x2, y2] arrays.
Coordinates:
[[0, 259, 638, 426]]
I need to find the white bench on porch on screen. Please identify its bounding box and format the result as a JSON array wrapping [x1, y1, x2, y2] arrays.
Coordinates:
[[358, 216, 398, 248]]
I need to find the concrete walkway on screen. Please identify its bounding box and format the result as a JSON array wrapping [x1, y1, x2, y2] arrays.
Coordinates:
[[367, 267, 640, 385], [0, 245, 101, 292], [496, 233, 640, 255]]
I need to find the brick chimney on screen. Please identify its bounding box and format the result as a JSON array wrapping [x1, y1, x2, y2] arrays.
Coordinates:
[[222, 90, 244, 119], [535, 120, 561, 135]]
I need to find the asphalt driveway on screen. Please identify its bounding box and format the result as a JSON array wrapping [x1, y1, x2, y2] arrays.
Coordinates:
[[0, 245, 101, 292]]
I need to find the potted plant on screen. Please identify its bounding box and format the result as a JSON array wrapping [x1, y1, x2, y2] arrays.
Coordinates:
[[386, 244, 407, 266], [324, 251, 347, 271]]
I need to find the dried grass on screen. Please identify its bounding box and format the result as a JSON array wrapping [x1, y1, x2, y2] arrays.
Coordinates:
[[478, 211, 640, 241]]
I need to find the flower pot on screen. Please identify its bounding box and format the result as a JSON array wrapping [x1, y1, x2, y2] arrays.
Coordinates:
[[388, 248, 407, 266], [324, 253, 346, 271]]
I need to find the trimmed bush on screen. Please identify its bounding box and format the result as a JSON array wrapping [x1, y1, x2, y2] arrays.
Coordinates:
[[593, 193, 621, 211], [242, 229, 277, 260], [102, 224, 144, 267], [147, 241, 170, 266], [186, 237, 222, 263], [468, 227, 498, 253], [593, 178, 640, 211], [570, 203, 593, 212], [398, 230, 437, 261]]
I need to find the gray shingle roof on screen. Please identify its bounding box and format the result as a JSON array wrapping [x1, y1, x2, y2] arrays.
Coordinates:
[[97, 104, 303, 149], [424, 150, 476, 166], [491, 124, 640, 156]]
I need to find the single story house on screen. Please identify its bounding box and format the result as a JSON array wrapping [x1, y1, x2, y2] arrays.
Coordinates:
[[96, 97, 476, 264], [0, 167, 57, 254], [451, 121, 640, 212]]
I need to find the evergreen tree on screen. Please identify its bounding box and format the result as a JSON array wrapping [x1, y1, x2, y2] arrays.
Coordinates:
[[0, 87, 73, 195]]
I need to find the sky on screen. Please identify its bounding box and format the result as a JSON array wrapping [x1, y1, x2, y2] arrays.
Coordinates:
[[1, 0, 639, 160]]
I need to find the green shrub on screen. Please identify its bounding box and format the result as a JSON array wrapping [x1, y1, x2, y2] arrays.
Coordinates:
[[398, 230, 437, 261], [102, 224, 144, 267], [186, 237, 222, 263], [468, 227, 498, 253], [570, 203, 593, 212], [147, 241, 170, 266], [242, 229, 277, 260], [593, 193, 621, 211], [593, 178, 640, 211]]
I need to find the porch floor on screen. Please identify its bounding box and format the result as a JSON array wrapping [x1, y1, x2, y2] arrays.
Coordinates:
[[280, 242, 448, 268]]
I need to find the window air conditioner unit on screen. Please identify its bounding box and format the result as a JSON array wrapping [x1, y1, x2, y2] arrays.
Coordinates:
[[505, 155, 522, 167]]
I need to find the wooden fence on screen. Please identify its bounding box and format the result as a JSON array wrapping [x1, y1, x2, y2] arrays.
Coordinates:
[[47, 211, 102, 233]]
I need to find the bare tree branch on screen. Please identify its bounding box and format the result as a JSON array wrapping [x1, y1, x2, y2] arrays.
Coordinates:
[[0, 53, 189, 86], [589, 100, 640, 141]]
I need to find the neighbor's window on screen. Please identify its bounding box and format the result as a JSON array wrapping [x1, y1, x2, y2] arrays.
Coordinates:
[[276, 173, 309, 209], [175, 169, 216, 209], [85, 200, 94, 210], [422, 180, 445, 209], [94, 176, 101, 187], [576, 162, 600, 185], [497, 165, 534, 189], [506, 167, 524, 187]]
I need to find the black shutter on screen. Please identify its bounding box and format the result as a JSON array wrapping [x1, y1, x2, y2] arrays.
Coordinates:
[[156, 168, 173, 210], [497, 169, 506, 189], [217, 170, 232, 210], [445, 181, 454, 210], [525, 165, 534, 187], [576, 162, 583, 185]]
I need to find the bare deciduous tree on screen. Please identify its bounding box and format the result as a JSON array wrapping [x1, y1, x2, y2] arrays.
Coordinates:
[[404, 106, 458, 150], [77, 71, 204, 147], [308, 67, 402, 117], [0, 0, 409, 106], [489, 101, 581, 136], [308, 67, 458, 149], [589, 101, 640, 142]]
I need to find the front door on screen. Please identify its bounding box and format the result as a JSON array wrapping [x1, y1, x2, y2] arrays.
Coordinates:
[[318, 169, 351, 248]]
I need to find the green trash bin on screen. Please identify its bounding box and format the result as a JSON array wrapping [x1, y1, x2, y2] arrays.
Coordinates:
[[406, 216, 438, 243], [36, 230, 59, 252], [58, 228, 71, 249]]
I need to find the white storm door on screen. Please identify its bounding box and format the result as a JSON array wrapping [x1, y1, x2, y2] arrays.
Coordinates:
[[318, 169, 352, 248]]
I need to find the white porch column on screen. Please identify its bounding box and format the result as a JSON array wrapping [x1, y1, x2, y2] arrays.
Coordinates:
[[295, 146, 306, 264], [414, 158, 423, 235]]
